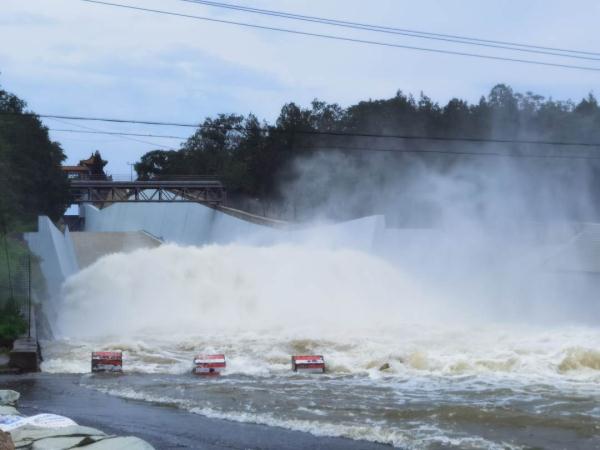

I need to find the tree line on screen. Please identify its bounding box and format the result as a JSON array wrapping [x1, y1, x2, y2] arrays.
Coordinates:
[[135, 84, 600, 218], [0, 85, 70, 230]]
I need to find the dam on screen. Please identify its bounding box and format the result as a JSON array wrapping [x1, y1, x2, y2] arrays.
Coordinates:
[[20, 198, 600, 449]]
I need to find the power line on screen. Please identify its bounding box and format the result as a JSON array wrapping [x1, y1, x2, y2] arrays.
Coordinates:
[[304, 146, 600, 160], [3, 111, 600, 148], [178, 0, 600, 62], [51, 128, 600, 157], [44, 128, 600, 159], [178, 0, 600, 57], [39, 127, 600, 160], [0, 112, 200, 128], [78, 0, 600, 72], [46, 117, 176, 149], [49, 128, 188, 139]]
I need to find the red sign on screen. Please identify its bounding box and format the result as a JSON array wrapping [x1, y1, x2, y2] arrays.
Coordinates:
[[91, 351, 123, 373], [193, 354, 226, 376], [292, 355, 325, 373]]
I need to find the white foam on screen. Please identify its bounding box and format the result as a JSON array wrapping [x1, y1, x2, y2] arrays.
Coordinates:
[[55, 243, 436, 338]]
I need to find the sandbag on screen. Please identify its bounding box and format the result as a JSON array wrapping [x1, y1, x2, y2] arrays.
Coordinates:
[[0, 392, 19, 407], [78, 436, 154, 450], [0, 408, 19, 417], [31, 435, 103, 449], [10, 425, 106, 449]]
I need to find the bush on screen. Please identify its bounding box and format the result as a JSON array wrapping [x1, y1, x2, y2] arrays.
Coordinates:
[[0, 300, 27, 345]]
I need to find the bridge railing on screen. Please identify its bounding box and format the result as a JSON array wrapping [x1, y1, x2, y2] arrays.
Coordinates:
[[68, 177, 226, 205], [69, 173, 221, 182]]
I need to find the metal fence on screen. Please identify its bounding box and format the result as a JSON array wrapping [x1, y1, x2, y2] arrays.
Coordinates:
[[0, 234, 32, 338]]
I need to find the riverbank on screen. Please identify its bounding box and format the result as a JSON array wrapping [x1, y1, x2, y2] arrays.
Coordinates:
[[0, 373, 391, 450]]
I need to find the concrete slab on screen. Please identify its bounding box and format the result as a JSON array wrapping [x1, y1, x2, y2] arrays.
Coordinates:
[[70, 232, 161, 269], [9, 337, 38, 372]]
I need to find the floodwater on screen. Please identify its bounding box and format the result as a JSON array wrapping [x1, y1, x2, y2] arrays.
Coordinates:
[[41, 327, 600, 449], [40, 243, 600, 449]]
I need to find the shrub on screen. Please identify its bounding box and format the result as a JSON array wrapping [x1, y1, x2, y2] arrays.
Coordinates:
[[0, 301, 27, 345]]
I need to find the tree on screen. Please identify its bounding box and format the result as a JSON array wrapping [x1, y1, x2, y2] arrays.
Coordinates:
[[134, 84, 600, 221], [0, 86, 70, 227]]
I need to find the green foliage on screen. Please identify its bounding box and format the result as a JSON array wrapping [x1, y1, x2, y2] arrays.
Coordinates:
[[0, 85, 70, 229], [0, 236, 30, 346], [0, 302, 27, 343], [0, 235, 29, 344], [135, 84, 600, 214]]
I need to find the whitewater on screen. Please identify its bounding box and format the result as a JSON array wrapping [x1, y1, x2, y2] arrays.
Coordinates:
[[39, 243, 600, 449]]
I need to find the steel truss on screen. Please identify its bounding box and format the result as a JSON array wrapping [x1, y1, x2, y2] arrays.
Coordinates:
[[69, 180, 226, 205]]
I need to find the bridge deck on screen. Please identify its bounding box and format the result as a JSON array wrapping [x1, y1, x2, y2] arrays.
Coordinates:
[[69, 179, 226, 204]]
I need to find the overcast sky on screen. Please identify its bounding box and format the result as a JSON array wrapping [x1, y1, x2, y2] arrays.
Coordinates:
[[1, 0, 599, 174]]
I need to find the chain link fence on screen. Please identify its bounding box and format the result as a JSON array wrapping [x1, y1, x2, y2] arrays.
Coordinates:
[[1, 234, 32, 339]]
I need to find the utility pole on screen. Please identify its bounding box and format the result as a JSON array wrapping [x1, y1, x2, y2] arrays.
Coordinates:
[[126, 162, 135, 181], [28, 253, 31, 338], [0, 214, 14, 304]]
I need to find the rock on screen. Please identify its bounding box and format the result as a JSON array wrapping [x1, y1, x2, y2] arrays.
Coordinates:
[[0, 431, 15, 450], [379, 362, 390, 371]]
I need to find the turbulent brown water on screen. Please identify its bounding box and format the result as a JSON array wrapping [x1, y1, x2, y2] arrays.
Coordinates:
[[40, 244, 600, 449]]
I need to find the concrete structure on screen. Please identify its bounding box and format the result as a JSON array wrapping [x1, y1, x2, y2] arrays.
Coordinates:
[[24, 217, 164, 338], [80, 202, 282, 246], [25, 200, 600, 341], [9, 305, 39, 372], [24, 217, 79, 326], [70, 231, 161, 269], [80, 202, 386, 252]]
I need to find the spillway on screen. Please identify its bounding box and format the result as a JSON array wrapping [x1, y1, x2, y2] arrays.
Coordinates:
[[25, 202, 600, 449]]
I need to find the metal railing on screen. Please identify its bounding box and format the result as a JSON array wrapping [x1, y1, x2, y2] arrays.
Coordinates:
[[68, 176, 226, 205], [68, 173, 221, 182]]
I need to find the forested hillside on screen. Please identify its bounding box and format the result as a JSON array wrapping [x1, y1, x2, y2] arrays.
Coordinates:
[[135, 84, 600, 220]]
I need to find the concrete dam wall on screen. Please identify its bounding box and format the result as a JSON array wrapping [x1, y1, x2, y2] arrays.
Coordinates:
[[80, 202, 281, 246], [25, 216, 164, 336], [25, 198, 600, 339], [80, 202, 385, 252], [70, 231, 161, 269], [25, 201, 387, 336]]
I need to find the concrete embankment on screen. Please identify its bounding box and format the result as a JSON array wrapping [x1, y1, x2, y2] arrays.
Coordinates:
[[8, 308, 38, 373]]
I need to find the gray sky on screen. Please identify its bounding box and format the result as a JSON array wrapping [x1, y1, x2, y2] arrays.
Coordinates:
[[1, 0, 599, 174]]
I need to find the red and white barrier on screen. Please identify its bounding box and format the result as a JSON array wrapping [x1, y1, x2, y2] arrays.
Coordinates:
[[193, 354, 226, 376], [291, 355, 325, 373], [91, 351, 123, 373]]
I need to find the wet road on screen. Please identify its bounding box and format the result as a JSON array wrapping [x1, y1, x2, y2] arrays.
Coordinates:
[[1, 373, 391, 450]]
